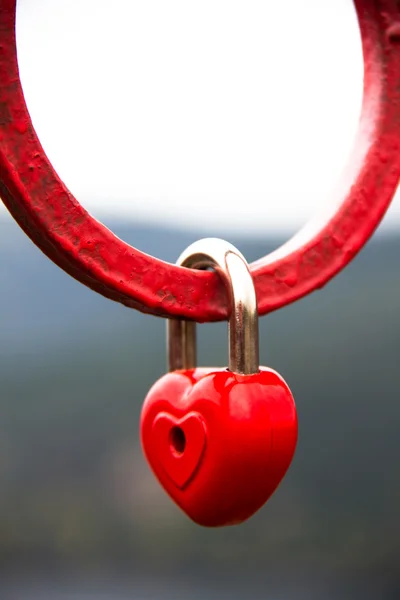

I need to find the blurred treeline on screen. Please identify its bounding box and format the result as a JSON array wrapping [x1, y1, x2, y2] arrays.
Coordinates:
[[0, 219, 399, 593]]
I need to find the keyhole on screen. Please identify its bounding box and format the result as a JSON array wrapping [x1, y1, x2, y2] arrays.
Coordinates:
[[170, 426, 186, 455]]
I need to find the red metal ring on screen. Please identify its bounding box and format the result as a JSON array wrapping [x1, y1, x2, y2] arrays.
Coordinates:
[[0, 0, 400, 321]]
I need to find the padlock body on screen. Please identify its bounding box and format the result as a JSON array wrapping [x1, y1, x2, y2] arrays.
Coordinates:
[[140, 367, 297, 527]]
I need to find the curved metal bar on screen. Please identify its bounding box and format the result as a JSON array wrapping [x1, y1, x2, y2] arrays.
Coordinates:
[[0, 0, 399, 320], [168, 238, 259, 374]]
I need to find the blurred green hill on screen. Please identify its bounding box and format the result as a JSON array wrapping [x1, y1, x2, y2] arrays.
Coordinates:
[[0, 217, 399, 592]]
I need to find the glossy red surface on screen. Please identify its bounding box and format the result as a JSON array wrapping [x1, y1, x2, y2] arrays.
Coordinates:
[[140, 367, 298, 527], [1, 0, 400, 319]]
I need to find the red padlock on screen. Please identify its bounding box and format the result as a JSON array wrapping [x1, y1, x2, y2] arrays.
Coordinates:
[[140, 239, 298, 527]]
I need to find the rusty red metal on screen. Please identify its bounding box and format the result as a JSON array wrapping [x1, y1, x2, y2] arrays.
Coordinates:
[[1, 0, 400, 321]]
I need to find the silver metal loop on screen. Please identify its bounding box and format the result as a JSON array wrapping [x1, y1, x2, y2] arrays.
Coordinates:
[[167, 238, 259, 375]]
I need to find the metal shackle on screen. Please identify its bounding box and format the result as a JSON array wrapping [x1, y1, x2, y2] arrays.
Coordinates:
[[167, 238, 259, 375]]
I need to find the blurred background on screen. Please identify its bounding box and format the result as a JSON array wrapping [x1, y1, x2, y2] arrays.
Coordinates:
[[0, 1, 400, 598]]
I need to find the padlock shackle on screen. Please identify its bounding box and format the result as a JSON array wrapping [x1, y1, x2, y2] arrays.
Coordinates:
[[168, 239, 259, 375]]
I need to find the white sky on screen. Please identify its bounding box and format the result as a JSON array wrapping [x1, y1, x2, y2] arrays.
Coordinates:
[[1, 0, 399, 236]]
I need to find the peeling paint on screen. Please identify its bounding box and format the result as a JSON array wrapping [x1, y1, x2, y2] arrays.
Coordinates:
[[0, 0, 400, 321]]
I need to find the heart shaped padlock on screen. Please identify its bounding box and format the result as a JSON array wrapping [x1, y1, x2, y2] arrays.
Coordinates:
[[140, 239, 298, 527]]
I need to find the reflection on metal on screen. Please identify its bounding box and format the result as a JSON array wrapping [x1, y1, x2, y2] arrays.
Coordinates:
[[168, 238, 259, 374]]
